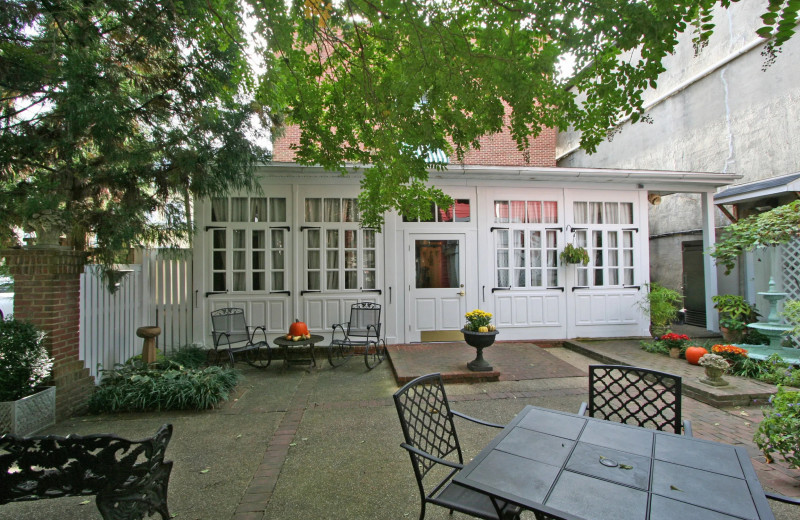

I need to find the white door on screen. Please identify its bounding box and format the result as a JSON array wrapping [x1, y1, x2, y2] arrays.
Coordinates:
[[407, 234, 468, 341]]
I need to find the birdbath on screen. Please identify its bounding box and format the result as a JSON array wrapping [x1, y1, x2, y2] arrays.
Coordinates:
[[747, 277, 791, 349], [136, 326, 162, 364]]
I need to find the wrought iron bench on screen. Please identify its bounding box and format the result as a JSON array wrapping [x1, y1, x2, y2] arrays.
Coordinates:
[[0, 423, 173, 520]]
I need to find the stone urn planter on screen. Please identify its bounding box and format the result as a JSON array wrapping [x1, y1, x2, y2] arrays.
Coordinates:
[[701, 366, 729, 387], [461, 329, 499, 372], [0, 386, 56, 436]]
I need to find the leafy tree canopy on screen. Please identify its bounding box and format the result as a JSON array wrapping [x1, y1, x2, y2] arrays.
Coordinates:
[[711, 200, 800, 275], [0, 0, 269, 268], [1, 0, 797, 266], [255, 0, 796, 227]]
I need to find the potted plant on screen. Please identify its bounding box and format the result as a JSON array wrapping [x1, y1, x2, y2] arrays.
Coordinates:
[[710, 344, 749, 368], [637, 282, 682, 337], [559, 243, 590, 265], [698, 353, 730, 386], [659, 332, 691, 358], [0, 318, 55, 436], [461, 309, 498, 372], [712, 294, 759, 343]]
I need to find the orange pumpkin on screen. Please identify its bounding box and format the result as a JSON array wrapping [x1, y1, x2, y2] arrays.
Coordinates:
[[685, 346, 708, 365], [289, 319, 309, 337]]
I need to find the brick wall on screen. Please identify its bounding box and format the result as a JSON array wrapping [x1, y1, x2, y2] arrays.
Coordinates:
[[271, 119, 557, 167], [2, 248, 94, 420]]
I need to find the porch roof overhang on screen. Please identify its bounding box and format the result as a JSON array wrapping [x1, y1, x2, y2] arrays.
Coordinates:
[[265, 161, 741, 192], [713, 171, 800, 205]]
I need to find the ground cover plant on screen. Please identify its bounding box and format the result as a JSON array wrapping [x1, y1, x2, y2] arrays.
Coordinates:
[[755, 386, 800, 468], [89, 351, 240, 413]]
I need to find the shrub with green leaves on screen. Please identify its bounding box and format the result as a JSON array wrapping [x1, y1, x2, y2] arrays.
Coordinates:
[[167, 345, 208, 369], [89, 361, 240, 413], [755, 386, 800, 469], [729, 354, 800, 387], [0, 319, 53, 401]]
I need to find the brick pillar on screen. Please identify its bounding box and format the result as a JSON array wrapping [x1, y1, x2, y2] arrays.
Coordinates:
[[2, 248, 94, 421]]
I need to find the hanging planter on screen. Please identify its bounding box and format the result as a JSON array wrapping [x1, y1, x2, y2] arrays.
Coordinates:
[[559, 243, 590, 265]]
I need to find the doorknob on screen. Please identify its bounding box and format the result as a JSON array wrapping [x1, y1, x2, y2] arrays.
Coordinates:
[[457, 290, 465, 296]]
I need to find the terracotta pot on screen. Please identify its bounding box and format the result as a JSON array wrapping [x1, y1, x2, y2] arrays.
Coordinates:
[[720, 326, 742, 343]]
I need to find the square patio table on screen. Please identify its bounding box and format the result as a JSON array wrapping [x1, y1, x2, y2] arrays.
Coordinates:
[[453, 405, 775, 520]]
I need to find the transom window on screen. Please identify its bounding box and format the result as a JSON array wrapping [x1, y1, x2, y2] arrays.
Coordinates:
[[303, 198, 378, 292], [403, 199, 471, 222], [210, 197, 287, 293], [493, 200, 560, 289], [572, 201, 635, 287]]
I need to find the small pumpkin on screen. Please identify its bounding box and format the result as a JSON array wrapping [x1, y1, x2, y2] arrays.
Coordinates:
[[487, 324, 496, 332], [685, 346, 708, 365], [292, 335, 301, 342], [285, 334, 292, 340], [289, 319, 309, 337], [478, 326, 489, 332]]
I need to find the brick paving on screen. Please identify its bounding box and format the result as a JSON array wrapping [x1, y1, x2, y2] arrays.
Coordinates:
[[231, 370, 319, 520], [387, 341, 586, 383]]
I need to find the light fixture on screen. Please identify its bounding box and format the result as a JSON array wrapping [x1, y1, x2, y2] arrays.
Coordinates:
[[648, 193, 662, 205]]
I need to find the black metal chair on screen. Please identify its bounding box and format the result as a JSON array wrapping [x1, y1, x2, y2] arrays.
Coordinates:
[[209, 307, 271, 368], [765, 493, 800, 505], [578, 365, 692, 436], [393, 373, 521, 520], [329, 301, 386, 369]]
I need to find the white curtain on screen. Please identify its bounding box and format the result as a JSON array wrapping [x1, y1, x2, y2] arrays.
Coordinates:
[[211, 198, 227, 222]]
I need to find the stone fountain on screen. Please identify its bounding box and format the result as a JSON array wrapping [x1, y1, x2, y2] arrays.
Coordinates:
[[747, 277, 791, 349]]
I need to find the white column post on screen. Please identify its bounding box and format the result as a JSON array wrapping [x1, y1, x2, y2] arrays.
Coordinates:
[[701, 191, 719, 331]]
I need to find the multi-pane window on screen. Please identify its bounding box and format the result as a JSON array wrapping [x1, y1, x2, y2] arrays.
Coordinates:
[[209, 197, 287, 292], [403, 200, 471, 222], [573, 201, 635, 287], [304, 198, 378, 291], [493, 200, 559, 288]]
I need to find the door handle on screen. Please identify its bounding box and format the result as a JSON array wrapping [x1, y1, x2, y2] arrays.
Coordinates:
[[457, 290, 465, 296]]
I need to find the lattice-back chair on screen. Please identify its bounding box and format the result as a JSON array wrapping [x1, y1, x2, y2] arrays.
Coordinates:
[[329, 301, 386, 369], [393, 373, 520, 520], [209, 308, 271, 368], [578, 365, 692, 436]]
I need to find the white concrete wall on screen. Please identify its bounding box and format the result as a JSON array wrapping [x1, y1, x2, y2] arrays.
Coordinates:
[[557, 1, 800, 297]]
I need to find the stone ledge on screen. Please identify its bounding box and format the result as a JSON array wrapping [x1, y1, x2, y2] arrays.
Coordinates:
[[563, 339, 778, 408]]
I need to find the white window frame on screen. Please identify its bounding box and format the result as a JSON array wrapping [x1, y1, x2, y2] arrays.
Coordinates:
[[492, 199, 561, 290], [571, 201, 636, 288], [302, 197, 379, 293], [208, 195, 290, 294]]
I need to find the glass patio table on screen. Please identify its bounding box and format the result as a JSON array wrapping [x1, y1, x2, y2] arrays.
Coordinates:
[[453, 405, 775, 520]]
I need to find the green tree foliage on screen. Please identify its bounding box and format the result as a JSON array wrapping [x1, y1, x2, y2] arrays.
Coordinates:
[[253, 0, 793, 228], [0, 0, 270, 266], [2, 0, 796, 251], [710, 200, 800, 275]]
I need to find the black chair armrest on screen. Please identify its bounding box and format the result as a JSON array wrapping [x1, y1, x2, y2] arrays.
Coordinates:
[[765, 492, 800, 505], [682, 419, 693, 437], [400, 443, 464, 470], [452, 410, 505, 429], [577, 402, 588, 416]]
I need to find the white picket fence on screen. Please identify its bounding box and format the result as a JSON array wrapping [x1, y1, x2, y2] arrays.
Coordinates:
[[79, 250, 193, 380]]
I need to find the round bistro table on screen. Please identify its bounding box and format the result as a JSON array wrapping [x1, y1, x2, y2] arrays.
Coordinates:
[[273, 334, 324, 370]]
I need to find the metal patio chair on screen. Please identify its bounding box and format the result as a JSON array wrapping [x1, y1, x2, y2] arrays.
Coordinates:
[[328, 301, 386, 369], [393, 373, 521, 520], [209, 308, 271, 368], [578, 365, 692, 436]]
